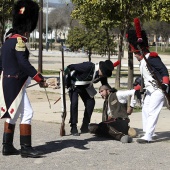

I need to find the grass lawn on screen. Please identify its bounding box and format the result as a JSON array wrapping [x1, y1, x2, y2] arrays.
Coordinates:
[[149, 46, 170, 55]]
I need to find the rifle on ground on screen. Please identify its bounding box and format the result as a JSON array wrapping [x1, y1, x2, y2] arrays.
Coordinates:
[[137, 45, 170, 110], [60, 42, 67, 136]]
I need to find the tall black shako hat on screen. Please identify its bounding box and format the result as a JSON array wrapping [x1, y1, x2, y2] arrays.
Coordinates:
[[99, 60, 120, 77], [12, 0, 39, 34], [127, 18, 149, 53]]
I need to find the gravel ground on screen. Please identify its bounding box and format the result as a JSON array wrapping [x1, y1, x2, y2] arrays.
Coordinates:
[[0, 120, 170, 170]]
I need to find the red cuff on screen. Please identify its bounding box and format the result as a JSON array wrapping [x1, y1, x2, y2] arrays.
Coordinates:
[[33, 73, 43, 83], [162, 76, 169, 84], [134, 84, 141, 91]]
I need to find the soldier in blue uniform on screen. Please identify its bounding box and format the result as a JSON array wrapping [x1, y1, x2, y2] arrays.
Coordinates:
[[0, 0, 48, 157], [127, 18, 170, 143], [65, 60, 120, 136]]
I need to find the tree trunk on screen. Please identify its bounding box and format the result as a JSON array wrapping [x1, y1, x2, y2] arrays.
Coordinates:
[[127, 46, 134, 89], [1, 22, 5, 45], [115, 30, 124, 89], [88, 48, 92, 61], [105, 27, 110, 60]]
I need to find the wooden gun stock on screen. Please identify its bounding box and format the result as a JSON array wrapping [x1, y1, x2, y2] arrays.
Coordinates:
[[60, 120, 66, 136]]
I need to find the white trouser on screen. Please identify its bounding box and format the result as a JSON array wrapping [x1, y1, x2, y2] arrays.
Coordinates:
[[6, 88, 33, 125], [142, 89, 164, 140]]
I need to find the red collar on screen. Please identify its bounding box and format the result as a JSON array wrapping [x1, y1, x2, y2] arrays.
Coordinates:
[[149, 52, 158, 57], [9, 34, 27, 42]]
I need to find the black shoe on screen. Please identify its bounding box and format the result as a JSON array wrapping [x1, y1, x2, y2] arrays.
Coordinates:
[[2, 144, 20, 156], [71, 126, 80, 136], [21, 146, 43, 158], [136, 139, 150, 144], [80, 124, 89, 134], [81, 128, 89, 133]]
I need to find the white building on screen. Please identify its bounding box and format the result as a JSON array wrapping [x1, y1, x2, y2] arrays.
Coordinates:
[[30, 7, 69, 41]]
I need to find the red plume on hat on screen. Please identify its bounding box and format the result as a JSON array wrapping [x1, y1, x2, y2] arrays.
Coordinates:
[[134, 18, 143, 42], [126, 18, 149, 52]]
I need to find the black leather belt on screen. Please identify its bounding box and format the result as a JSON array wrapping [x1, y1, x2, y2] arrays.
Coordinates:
[[4, 74, 19, 79]]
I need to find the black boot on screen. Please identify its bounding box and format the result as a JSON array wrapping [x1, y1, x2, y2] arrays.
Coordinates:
[[80, 122, 89, 133], [108, 126, 124, 141], [20, 124, 43, 158], [2, 122, 19, 156], [70, 124, 80, 136]]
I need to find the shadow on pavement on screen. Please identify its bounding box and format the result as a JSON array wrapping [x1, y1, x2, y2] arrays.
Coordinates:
[[34, 135, 109, 155], [134, 128, 170, 142], [34, 129, 170, 157], [153, 131, 170, 142]]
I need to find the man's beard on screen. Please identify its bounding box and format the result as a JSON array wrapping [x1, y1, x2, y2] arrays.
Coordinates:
[[102, 94, 109, 99]]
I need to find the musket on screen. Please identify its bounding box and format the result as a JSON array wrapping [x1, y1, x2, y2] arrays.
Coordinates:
[[54, 60, 120, 105], [58, 58, 121, 135], [60, 41, 67, 136]]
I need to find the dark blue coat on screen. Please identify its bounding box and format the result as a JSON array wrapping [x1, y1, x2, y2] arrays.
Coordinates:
[[148, 53, 169, 82], [0, 34, 39, 118], [67, 61, 108, 88]]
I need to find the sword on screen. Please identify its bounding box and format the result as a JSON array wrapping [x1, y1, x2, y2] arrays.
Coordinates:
[[44, 88, 51, 109], [27, 82, 51, 109], [27, 82, 39, 88]]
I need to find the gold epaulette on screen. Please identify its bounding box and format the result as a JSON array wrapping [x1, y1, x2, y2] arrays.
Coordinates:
[[15, 37, 26, 51]]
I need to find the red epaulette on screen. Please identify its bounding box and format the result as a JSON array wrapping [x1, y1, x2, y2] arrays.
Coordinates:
[[9, 34, 27, 42], [149, 52, 158, 57]]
